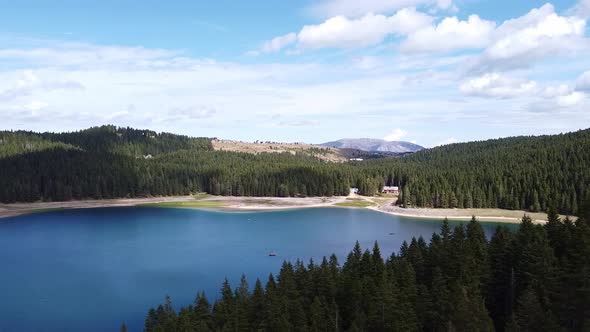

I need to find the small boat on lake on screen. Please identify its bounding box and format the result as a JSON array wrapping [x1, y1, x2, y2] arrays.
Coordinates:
[[268, 252, 277, 256]]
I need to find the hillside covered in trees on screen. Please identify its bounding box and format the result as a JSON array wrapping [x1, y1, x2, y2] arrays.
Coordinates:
[[143, 211, 590, 331], [0, 125, 589, 216], [361, 129, 590, 215]]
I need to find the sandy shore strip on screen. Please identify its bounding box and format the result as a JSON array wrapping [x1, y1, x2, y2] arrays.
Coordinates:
[[0, 194, 566, 224], [0, 195, 349, 219], [347, 195, 556, 224], [201, 196, 349, 210], [367, 205, 553, 224], [0, 196, 196, 219]]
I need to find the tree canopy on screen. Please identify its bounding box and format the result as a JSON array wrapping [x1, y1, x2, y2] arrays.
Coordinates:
[[143, 214, 590, 331], [1, 125, 588, 216]]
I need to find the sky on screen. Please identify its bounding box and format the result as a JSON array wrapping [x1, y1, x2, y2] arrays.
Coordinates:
[[1, 0, 589, 147]]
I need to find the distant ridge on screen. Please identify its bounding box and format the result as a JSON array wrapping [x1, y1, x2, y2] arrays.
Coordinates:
[[319, 138, 424, 153]]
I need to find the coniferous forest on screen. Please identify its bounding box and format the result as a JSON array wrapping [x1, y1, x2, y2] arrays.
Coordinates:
[[1, 125, 589, 216], [143, 210, 590, 332]]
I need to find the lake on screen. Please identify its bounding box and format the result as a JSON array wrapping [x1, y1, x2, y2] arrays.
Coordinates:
[[0, 207, 516, 331]]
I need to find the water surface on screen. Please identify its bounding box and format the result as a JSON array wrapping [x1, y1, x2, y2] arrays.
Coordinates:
[[0, 207, 515, 331]]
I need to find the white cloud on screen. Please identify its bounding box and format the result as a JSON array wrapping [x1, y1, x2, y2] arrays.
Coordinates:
[[459, 72, 587, 107], [384, 128, 408, 141], [297, 9, 433, 50], [570, 0, 590, 19], [460, 73, 537, 98], [24, 100, 48, 112], [1, 35, 588, 146], [0, 41, 425, 133], [576, 71, 590, 91], [401, 15, 496, 53], [435, 0, 453, 10], [353, 56, 383, 69], [394, 4, 588, 70], [542, 84, 571, 98], [291, 2, 587, 67], [277, 119, 320, 127], [475, 4, 587, 71], [259, 33, 297, 54], [0, 42, 180, 69], [307, 0, 451, 18], [157, 106, 218, 123], [556, 91, 586, 107], [257, 9, 433, 53], [0, 70, 83, 101]]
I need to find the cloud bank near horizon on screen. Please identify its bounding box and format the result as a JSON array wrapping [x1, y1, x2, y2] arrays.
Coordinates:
[[1, 1, 589, 147]]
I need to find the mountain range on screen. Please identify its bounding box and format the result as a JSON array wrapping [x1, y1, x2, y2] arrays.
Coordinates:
[[319, 138, 424, 153]]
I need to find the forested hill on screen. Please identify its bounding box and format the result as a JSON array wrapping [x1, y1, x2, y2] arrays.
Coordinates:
[[0, 125, 351, 202], [0, 125, 212, 159], [361, 129, 590, 215], [0, 126, 588, 216]]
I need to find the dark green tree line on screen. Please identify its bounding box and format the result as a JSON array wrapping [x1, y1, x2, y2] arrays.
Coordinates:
[[144, 212, 590, 331], [1, 126, 589, 216]]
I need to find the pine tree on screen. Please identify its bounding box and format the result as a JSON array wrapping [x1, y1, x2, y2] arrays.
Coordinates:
[[465, 216, 489, 286], [139, 207, 590, 332], [235, 274, 251, 331], [449, 281, 494, 332], [194, 291, 213, 330], [487, 226, 514, 331], [427, 267, 451, 330], [308, 296, 327, 332], [509, 287, 560, 332], [213, 278, 236, 329], [249, 279, 266, 330]]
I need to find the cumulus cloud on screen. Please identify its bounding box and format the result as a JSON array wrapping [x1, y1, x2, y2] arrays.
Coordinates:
[[257, 33, 297, 54], [540, 84, 570, 98], [159, 106, 217, 122], [474, 4, 587, 71], [526, 89, 588, 113], [401, 15, 496, 53], [23, 100, 48, 112], [297, 9, 432, 50], [0, 70, 83, 102], [556, 91, 586, 107], [277, 119, 320, 127], [257, 1, 588, 73], [460, 73, 537, 98], [307, 0, 451, 18], [384, 128, 408, 141], [0, 43, 180, 69], [257, 8, 433, 53], [570, 0, 590, 18], [1, 32, 588, 145], [353, 56, 383, 70], [460, 72, 588, 112], [576, 71, 590, 91], [397, 3, 587, 72], [0, 40, 422, 135]]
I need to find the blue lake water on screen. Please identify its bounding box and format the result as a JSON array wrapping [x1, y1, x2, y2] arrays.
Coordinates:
[[0, 207, 516, 331]]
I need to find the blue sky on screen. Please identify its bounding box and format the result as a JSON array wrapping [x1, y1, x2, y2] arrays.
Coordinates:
[[1, 0, 589, 147]]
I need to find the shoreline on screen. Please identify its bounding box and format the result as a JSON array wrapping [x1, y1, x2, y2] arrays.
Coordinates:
[[366, 206, 548, 224], [0, 196, 197, 219], [0, 195, 563, 224]]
